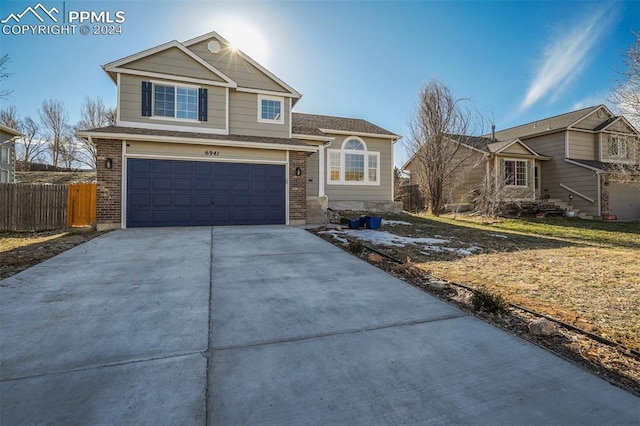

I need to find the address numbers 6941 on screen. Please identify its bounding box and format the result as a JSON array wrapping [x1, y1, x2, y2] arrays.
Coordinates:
[[205, 150, 220, 156]]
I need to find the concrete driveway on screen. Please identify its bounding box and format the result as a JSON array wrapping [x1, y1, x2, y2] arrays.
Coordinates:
[[1, 226, 638, 425]]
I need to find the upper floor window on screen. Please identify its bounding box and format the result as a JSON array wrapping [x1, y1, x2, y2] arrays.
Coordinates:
[[0, 169, 8, 183], [504, 159, 528, 187], [258, 95, 284, 124], [328, 137, 380, 185], [142, 81, 207, 122], [1, 146, 9, 164], [608, 136, 628, 158]]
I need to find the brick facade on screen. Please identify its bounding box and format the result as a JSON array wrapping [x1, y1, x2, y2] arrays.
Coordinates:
[[289, 151, 307, 223], [95, 138, 122, 230]]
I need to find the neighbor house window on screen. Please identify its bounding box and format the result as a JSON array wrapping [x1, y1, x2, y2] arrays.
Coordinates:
[[154, 84, 198, 120], [608, 136, 628, 158], [504, 159, 528, 186], [0, 169, 8, 183], [328, 137, 380, 185], [1, 147, 9, 163], [257, 95, 284, 124]]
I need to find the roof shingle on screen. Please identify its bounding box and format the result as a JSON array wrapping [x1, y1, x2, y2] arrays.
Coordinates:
[[292, 113, 398, 138]]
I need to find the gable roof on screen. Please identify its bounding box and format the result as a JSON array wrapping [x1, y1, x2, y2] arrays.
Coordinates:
[[488, 105, 602, 141], [292, 113, 399, 139], [102, 40, 236, 87]]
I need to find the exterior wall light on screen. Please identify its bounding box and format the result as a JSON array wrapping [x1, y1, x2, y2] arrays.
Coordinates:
[[295, 167, 302, 176], [105, 158, 113, 169]]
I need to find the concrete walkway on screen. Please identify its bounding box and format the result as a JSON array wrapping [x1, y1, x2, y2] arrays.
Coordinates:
[[1, 226, 638, 425]]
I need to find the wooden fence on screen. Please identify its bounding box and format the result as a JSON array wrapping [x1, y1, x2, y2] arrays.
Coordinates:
[[396, 184, 425, 212], [0, 183, 96, 231]]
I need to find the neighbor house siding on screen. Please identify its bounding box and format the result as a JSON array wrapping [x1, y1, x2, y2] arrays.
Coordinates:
[[444, 148, 485, 205], [124, 47, 225, 82], [498, 143, 531, 156], [188, 40, 290, 92], [324, 135, 393, 202], [228, 91, 290, 138], [1, 130, 15, 183], [521, 131, 565, 199], [119, 74, 226, 130], [567, 130, 597, 160], [572, 109, 611, 130], [558, 163, 599, 216]]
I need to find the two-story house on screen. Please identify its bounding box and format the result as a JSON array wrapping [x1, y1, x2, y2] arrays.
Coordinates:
[[77, 31, 400, 230], [404, 105, 640, 220], [0, 124, 21, 183]]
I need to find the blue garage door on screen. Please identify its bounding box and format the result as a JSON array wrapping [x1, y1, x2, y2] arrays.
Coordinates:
[[127, 159, 286, 227]]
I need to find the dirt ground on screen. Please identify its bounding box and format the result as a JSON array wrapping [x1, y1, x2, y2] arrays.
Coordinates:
[[0, 228, 103, 280], [310, 212, 640, 396]]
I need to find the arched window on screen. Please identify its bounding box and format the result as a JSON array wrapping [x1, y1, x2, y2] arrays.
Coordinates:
[[328, 137, 380, 184]]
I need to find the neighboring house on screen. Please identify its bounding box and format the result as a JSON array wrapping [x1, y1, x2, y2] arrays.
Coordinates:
[[0, 125, 22, 184], [404, 105, 640, 220], [77, 31, 400, 230]]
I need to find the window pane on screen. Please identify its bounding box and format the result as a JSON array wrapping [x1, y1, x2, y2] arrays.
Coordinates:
[[1, 147, 8, 163], [154, 85, 175, 117], [261, 99, 281, 120], [329, 152, 341, 181], [345, 139, 364, 150], [504, 161, 515, 185], [368, 154, 377, 182], [345, 153, 364, 181], [176, 87, 197, 119]]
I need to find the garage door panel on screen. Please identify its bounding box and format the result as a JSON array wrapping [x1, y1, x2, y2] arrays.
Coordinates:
[[127, 159, 286, 227]]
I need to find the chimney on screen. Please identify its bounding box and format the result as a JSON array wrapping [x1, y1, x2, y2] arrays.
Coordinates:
[[491, 124, 496, 141]]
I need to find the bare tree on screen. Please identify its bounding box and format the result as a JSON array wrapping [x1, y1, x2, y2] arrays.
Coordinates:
[[473, 168, 510, 218], [0, 54, 13, 100], [609, 32, 640, 128], [17, 117, 47, 167], [405, 78, 484, 215], [59, 136, 80, 170], [0, 105, 20, 129], [39, 100, 71, 168], [74, 96, 116, 169]]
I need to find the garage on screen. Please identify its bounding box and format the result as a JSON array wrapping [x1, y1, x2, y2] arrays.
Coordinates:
[[608, 183, 640, 221], [127, 159, 286, 227]]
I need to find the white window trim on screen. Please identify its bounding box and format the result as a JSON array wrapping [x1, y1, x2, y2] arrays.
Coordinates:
[[327, 136, 380, 185], [1, 147, 9, 164], [503, 158, 529, 188], [257, 94, 284, 124], [150, 80, 200, 122]]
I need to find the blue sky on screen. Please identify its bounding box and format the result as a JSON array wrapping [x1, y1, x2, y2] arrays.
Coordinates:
[[1, 0, 638, 167]]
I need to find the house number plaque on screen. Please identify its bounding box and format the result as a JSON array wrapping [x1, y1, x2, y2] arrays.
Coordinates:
[[204, 150, 220, 156]]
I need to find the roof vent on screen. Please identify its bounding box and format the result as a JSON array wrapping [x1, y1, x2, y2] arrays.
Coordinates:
[[207, 40, 221, 54]]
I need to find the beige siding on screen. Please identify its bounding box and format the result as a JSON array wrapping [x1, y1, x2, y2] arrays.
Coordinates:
[[119, 74, 226, 130], [607, 120, 636, 134], [306, 152, 319, 196], [124, 47, 225, 82], [567, 130, 597, 160], [444, 149, 486, 204], [188, 40, 290, 93], [325, 135, 393, 202], [126, 141, 286, 163], [572, 108, 612, 130], [557, 163, 599, 216], [228, 91, 290, 138], [500, 143, 532, 156]]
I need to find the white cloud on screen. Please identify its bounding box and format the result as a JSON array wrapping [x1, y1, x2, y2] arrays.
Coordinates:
[[519, 5, 617, 113]]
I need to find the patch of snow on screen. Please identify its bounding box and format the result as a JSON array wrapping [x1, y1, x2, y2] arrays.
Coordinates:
[[421, 245, 482, 256], [489, 233, 508, 239], [381, 219, 412, 226]]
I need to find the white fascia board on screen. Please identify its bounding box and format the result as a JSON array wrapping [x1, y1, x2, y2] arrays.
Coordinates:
[[77, 131, 319, 152], [236, 87, 298, 98], [318, 128, 401, 140], [111, 67, 236, 88], [0, 124, 22, 137], [103, 40, 237, 87], [115, 120, 228, 135], [292, 133, 335, 142]]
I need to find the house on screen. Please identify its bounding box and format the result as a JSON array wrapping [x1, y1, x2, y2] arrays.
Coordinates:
[[77, 31, 400, 230], [0, 124, 22, 183], [404, 105, 640, 220]]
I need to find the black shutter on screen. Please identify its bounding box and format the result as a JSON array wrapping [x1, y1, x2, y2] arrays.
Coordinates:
[[141, 81, 152, 117], [198, 88, 208, 122]]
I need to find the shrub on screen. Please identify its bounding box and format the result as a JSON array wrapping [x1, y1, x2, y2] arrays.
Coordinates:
[[471, 288, 509, 315], [348, 240, 364, 254]]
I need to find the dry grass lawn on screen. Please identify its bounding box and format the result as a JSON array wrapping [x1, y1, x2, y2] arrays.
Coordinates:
[[342, 213, 640, 350]]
